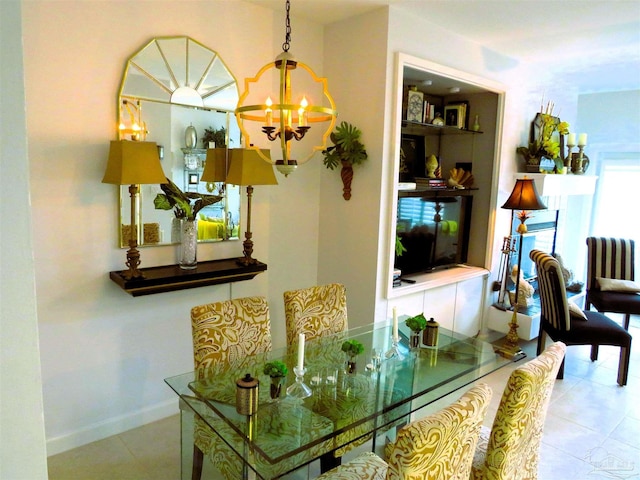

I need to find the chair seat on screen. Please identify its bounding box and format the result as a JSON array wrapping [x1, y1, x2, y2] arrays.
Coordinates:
[[470, 425, 491, 480], [317, 451, 388, 480], [543, 310, 632, 348], [588, 290, 640, 316]]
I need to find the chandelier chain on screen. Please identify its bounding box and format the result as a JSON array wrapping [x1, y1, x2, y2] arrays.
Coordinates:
[[283, 0, 291, 52]]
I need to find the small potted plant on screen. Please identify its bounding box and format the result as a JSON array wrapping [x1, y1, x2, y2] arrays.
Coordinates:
[[405, 313, 427, 348], [341, 339, 365, 374], [322, 121, 368, 200], [263, 360, 288, 400]]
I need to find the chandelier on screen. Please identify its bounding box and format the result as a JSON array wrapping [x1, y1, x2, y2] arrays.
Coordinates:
[[235, 0, 337, 176]]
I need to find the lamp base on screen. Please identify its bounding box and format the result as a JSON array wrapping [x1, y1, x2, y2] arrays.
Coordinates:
[[236, 256, 258, 266], [494, 343, 527, 362], [494, 309, 527, 362]]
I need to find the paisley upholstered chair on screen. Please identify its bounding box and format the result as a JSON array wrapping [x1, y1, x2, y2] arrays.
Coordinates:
[[283, 283, 349, 345], [190, 296, 272, 480], [585, 237, 640, 330], [470, 341, 566, 480], [315, 383, 493, 480], [531, 249, 632, 386]]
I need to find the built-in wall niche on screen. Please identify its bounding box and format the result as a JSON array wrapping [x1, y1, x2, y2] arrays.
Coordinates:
[[387, 53, 506, 298]]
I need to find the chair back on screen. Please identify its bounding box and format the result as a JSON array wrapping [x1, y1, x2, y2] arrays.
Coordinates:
[[530, 249, 571, 332], [283, 283, 348, 345], [586, 237, 635, 291], [387, 383, 492, 480], [481, 341, 566, 480], [191, 296, 272, 379]]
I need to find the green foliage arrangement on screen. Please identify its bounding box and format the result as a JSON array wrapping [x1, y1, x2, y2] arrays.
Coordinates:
[[153, 177, 222, 221], [201, 126, 230, 148], [322, 121, 368, 170], [395, 235, 407, 257], [341, 339, 365, 357], [263, 360, 289, 378], [405, 313, 427, 333]]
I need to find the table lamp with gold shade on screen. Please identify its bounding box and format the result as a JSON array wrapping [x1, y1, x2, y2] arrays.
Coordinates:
[[496, 176, 547, 361], [102, 140, 166, 279], [218, 149, 278, 266]]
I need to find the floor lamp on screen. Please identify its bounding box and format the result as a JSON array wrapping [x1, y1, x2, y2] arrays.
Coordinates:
[[497, 177, 547, 361], [102, 140, 166, 279], [225, 149, 278, 266]]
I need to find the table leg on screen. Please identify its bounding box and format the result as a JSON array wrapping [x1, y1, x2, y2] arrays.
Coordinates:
[[320, 452, 341, 473]]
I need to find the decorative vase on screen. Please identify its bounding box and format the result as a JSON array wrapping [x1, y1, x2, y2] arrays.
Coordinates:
[[410, 331, 421, 349], [178, 218, 197, 269], [472, 115, 480, 131], [184, 124, 197, 149], [340, 160, 353, 201], [270, 377, 284, 400]]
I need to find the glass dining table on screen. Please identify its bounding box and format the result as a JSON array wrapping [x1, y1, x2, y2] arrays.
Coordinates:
[[165, 320, 509, 479]]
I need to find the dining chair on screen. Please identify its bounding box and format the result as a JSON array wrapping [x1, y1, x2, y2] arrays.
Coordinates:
[[283, 282, 349, 345], [585, 237, 640, 330], [530, 249, 632, 386], [190, 296, 272, 480], [470, 341, 566, 480], [315, 383, 493, 480]]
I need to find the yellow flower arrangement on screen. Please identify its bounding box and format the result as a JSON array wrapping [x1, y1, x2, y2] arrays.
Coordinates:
[[517, 102, 569, 172]]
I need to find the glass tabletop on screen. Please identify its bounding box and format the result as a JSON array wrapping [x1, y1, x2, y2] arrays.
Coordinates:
[[165, 321, 509, 479]]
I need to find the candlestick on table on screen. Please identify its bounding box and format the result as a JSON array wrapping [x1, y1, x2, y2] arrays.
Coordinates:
[[392, 307, 399, 343], [297, 333, 305, 370]]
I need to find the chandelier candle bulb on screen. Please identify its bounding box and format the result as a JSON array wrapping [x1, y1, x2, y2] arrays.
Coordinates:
[[265, 97, 273, 127], [297, 333, 305, 370], [578, 133, 588, 146]]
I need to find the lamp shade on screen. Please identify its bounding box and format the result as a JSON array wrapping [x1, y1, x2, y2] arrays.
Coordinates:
[[102, 140, 166, 185], [226, 149, 278, 186], [501, 178, 546, 211], [201, 148, 229, 183]]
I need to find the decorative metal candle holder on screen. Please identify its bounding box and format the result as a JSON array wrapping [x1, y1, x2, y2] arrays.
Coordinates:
[[385, 339, 404, 360]]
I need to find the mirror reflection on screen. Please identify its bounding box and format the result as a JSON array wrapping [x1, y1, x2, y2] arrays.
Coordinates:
[[117, 36, 241, 247]]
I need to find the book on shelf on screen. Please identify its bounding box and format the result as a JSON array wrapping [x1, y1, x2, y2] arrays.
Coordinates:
[[415, 177, 448, 188]]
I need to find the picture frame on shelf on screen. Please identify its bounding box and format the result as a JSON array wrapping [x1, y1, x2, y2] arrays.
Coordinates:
[[188, 173, 199, 185], [444, 104, 466, 129], [406, 89, 424, 122]]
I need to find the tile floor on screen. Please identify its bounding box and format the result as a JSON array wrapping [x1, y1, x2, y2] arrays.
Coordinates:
[[48, 315, 640, 480]]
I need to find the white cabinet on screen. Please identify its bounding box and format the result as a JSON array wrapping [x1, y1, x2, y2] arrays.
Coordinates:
[[387, 267, 488, 336]]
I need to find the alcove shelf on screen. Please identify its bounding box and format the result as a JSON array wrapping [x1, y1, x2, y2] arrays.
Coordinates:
[[109, 258, 267, 296]]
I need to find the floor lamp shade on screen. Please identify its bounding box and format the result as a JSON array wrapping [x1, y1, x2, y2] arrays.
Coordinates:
[[501, 178, 546, 211], [102, 140, 166, 185]]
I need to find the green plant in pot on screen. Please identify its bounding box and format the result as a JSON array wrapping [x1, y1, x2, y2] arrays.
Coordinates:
[[341, 339, 364, 374], [322, 121, 368, 200], [263, 360, 288, 400], [405, 313, 427, 348], [201, 126, 230, 149], [516, 108, 569, 173], [153, 177, 222, 222]]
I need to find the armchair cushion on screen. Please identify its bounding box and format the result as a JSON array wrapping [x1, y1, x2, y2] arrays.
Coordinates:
[[597, 277, 640, 293]]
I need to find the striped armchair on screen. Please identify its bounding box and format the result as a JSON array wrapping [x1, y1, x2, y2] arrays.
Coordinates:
[[470, 342, 566, 480], [316, 383, 493, 480], [586, 237, 640, 330], [530, 249, 632, 386]]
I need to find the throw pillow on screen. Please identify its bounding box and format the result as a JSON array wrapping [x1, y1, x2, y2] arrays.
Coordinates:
[[597, 277, 640, 293], [568, 301, 588, 320]]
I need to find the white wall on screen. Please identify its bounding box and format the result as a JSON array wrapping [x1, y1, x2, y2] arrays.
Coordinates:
[[0, 0, 48, 477], [22, 0, 323, 454]]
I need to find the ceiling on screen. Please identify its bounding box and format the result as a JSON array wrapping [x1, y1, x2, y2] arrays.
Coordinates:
[[250, 0, 640, 94]]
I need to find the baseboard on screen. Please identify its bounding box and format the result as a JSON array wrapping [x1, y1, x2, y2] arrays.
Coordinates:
[[46, 398, 178, 456]]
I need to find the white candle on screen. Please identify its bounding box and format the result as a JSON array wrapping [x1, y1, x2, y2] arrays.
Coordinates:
[[567, 133, 576, 146], [578, 133, 588, 146], [392, 307, 399, 342], [297, 333, 305, 370], [265, 97, 273, 127]]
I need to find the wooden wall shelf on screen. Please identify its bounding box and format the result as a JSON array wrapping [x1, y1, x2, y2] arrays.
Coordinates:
[[109, 258, 267, 296]]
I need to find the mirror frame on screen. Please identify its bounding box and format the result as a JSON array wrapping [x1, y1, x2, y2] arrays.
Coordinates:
[[115, 36, 241, 248]]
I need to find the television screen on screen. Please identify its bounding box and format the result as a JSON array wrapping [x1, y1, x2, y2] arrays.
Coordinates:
[[395, 193, 471, 275]]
